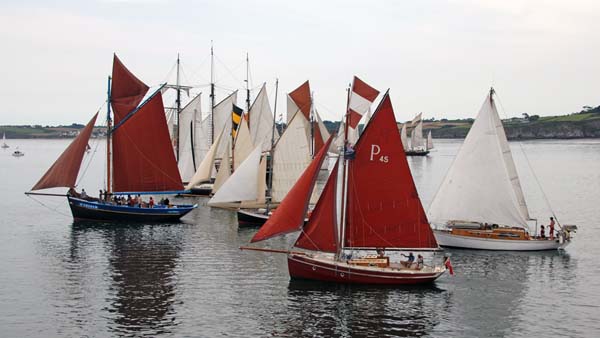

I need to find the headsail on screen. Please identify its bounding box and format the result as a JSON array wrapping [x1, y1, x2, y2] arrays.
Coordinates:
[[287, 81, 311, 122], [344, 93, 438, 249], [251, 135, 333, 243], [294, 161, 339, 253], [185, 125, 224, 190], [428, 89, 530, 228], [212, 137, 231, 194], [31, 113, 98, 191], [400, 124, 409, 151], [233, 118, 254, 171], [208, 146, 262, 205], [248, 84, 279, 151]]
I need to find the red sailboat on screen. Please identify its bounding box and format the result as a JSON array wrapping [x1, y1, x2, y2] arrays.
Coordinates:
[[26, 55, 197, 222], [243, 83, 447, 285]]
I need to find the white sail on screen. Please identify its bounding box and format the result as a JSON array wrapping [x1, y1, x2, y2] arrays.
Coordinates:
[[240, 155, 267, 208], [427, 131, 434, 150], [212, 137, 231, 194], [286, 95, 300, 124], [315, 110, 331, 142], [185, 125, 224, 190], [178, 94, 202, 182], [233, 119, 254, 171], [400, 124, 408, 151], [213, 91, 238, 156], [271, 111, 312, 203], [428, 91, 530, 228], [249, 84, 279, 151], [410, 121, 424, 150], [209, 146, 262, 205]]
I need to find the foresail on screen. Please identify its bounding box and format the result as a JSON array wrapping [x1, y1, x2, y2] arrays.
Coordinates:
[[400, 124, 408, 151], [249, 84, 278, 151], [186, 125, 224, 190], [428, 92, 530, 228], [209, 146, 261, 205], [212, 137, 231, 194], [345, 93, 438, 249], [110, 55, 149, 123], [427, 131, 434, 150], [251, 136, 333, 243], [271, 111, 312, 203], [287, 81, 311, 122], [233, 119, 254, 171], [31, 113, 98, 191], [295, 161, 339, 253]]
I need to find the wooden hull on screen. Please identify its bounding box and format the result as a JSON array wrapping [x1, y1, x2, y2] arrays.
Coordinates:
[[237, 209, 269, 228], [287, 254, 445, 285], [189, 184, 213, 196], [68, 196, 196, 223], [433, 229, 570, 251]]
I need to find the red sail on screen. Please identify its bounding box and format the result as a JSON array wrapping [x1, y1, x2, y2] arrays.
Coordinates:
[[313, 121, 324, 154], [251, 135, 333, 243], [295, 161, 339, 253], [289, 81, 311, 120], [344, 93, 438, 249], [110, 54, 149, 124], [31, 113, 98, 191], [112, 92, 184, 192]]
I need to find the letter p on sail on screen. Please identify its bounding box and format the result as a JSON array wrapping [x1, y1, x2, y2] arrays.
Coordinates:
[[370, 144, 381, 161]]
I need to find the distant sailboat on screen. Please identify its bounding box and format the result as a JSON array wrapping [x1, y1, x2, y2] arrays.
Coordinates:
[[243, 84, 447, 285], [2, 133, 9, 149], [428, 88, 576, 250], [405, 113, 429, 156], [26, 55, 197, 222], [426, 131, 434, 150]]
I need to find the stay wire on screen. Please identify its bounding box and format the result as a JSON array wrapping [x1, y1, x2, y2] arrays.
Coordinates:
[[26, 194, 71, 218]]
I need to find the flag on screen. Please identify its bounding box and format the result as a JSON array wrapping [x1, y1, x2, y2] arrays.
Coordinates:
[[348, 76, 379, 129], [411, 112, 422, 126], [444, 257, 454, 275], [231, 104, 243, 139]]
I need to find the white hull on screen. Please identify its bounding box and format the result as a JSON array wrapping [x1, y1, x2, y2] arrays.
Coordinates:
[[433, 230, 569, 251]]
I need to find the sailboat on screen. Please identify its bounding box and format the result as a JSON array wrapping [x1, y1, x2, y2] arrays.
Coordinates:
[[236, 80, 329, 227], [405, 113, 429, 156], [426, 131, 434, 150], [26, 55, 197, 222], [12, 147, 24, 157], [428, 88, 576, 250], [242, 87, 447, 285], [1, 133, 9, 149]]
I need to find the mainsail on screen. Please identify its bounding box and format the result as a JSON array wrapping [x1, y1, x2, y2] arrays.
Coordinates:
[[31, 113, 98, 190], [287, 81, 311, 122], [110, 55, 149, 123], [410, 121, 424, 150], [344, 93, 438, 249], [426, 131, 434, 150], [400, 124, 408, 151], [178, 93, 205, 182], [428, 90, 530, 228]]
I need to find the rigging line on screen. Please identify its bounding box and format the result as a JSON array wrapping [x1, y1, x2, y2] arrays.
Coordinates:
[[214, 55, 247, 88], [26, 194, 71, 218], [75, 116, 104, 188], [162, 61, 177, 84]]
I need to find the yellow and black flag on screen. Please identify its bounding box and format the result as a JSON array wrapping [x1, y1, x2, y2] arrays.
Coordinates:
[[231, 104, 243, 139]]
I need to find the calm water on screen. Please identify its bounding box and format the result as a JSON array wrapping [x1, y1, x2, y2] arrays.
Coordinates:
[[1, 138, 599, 338]]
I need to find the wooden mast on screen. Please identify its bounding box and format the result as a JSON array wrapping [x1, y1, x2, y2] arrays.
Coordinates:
[[245, 53, 251, 114], [266, 79, 279, 213], [210, 42, 216, 145], [106, 75, 112, 196], [175, 53, 181, 162], [336, 84, 352, 260]]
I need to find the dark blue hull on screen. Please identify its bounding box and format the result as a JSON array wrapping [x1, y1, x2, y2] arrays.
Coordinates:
[[68, 196, 196, 222]]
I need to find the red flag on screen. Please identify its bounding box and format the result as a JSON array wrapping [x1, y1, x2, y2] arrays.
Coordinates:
[[348, 76, 379, 128], [444, 257, 454, 275]]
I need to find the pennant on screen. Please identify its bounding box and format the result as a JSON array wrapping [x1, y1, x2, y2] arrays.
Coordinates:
[[231, 104, 243, 139], [348, 76, 379, 129]]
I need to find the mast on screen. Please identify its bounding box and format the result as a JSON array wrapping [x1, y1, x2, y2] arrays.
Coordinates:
[[336, 84, 352, 260], [267, 79, 279, 213], [175, 53, 181, 161], [210, 42, 216, 144], [310, 91, 315, 158], [245, 53, 251, 114], [106, 75, 112, 195]]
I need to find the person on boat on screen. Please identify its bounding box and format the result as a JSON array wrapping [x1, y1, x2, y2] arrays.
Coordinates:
[[344, 141, 355, 159], [376, 248, 385, 258], [163, 197, 170, 207], [549, 217, 555, 240], [149, 196, 155, 208], [540, 225, 546, 239], [80, 189, 88, 199], [67, 187, 79, 197], [137, 194, 143, 207], [98, 190, 104, 202], [401, 252, 415, 267], [127, 195, 133, 207], [416, 254, 424, 269]]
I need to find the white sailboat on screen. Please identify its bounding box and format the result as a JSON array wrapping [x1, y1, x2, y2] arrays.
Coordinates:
[[426, 131, 434, 150], [428, 88, 576, 250], [2, 133, 9, 149], [405, 113, 429, 156]]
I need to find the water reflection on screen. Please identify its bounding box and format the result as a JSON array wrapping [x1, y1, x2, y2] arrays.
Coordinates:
[[71, 222, 184, 337], [281, 280, 446, 337]]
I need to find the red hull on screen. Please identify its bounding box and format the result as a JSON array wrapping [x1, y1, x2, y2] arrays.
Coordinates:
[[288, 255, 444, 285]]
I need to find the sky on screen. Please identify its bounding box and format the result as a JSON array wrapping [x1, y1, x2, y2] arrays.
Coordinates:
[[1, 0, 599, 125]]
